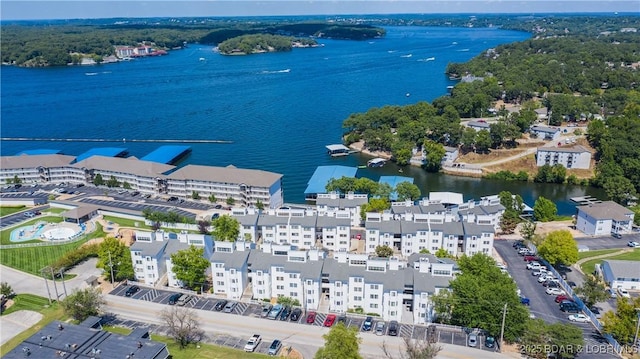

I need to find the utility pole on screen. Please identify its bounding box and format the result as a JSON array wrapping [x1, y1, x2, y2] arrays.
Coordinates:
[[59, 268, 67, 298], [49, 266, 59, 300], [500, 303, 508, 350], [633, 308, 640, 349], [41, 269, 52, 305]]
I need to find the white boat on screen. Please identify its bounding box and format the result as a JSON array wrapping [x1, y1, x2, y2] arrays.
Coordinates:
[[199, 57, 206, 61], [367, 158, 387, 168]]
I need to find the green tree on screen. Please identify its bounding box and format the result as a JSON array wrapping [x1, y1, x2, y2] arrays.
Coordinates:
[[1, 282, 14, 297], [395, 182, 421, 201], [191, 191, 200, 200], [93, 173, 104, 186], [537, 230, 578, 266], [361, 198, 390, 220], [208, 193, 217, 203], [603, 176, 637, 205], [255, 199, 265, 210], [574, 274, 608, 308], [422, 140, 445, 172], [375, 245, 394, 258], [533, 197, 557, 222], [170, 246, 210, 291], [97, 237, 134, 282], [211, 215, 240, 242], [315, 323, 362, 359], [197, 220, 210, 235], [432, 253, 528, 342], [60, 288, 104, 321], [475, 129, 492, 153], [521, 319, 584, 359], [435, 248, 454, 259], [546, 322, 584, 359], [122, 181, 132, 189], [277, 296, 301, 307], [499, 191, 523, 234], [106, 175, 120, 188], [226, 196, 235, 206], [520, 221, 537, 242], [602, 296, 640, 345]]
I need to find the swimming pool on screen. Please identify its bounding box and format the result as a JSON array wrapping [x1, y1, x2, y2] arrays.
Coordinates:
[[10, 222, 47, 242], [10, 222, 82, 242]]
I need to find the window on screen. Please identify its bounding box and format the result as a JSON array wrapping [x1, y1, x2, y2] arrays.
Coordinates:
[[216, 273, 224, 277], [354, 296, 362, 301], [275, 267, 284, 272], [354, 277, 363, 283], [370, 294, 379, 299], [216, 281, 224, 286], [289, 273, 297, 279], [354, 287, 363, 292], [277, 285, 284, 290], [290, 283, 298, 288], [276, 276, 284, 281], [290, 292, 297, 297], [370, 303, 378, 309], [215, 263, 223, 268], [370, 284, 379, 290]]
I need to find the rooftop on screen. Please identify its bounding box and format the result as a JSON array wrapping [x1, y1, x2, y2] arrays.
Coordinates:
[[14, 149, 62, 155], [537, 145, 590, 153], [140, 145, 192, 165], [72, 155, 176, 178], [74, 147, 128, 163], [304, 166, 358, 195], [167, 164, 282, 188], [0, 154, 76, 169], [577, 201, 634, 221]]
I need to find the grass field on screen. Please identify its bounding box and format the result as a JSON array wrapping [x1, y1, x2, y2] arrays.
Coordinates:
[[0, 224, 106, 275], [578, 249, 619, 261], [0, 294, 65, 355], [0, 216, 64, 245], [102, 215, 151, 230], [0, 206, 26, 217], [580, 249, 640, 275]]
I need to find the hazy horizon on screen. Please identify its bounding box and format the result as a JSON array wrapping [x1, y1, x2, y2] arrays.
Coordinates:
[[2, 1, 638, 21]]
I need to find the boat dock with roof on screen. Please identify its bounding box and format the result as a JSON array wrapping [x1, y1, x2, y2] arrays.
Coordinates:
[[141, 145, 192, 165], [570, 196, 602, 205], [304, 165, 358, 201], [367, 158, 387, 168], [326, 144, 351, 157]]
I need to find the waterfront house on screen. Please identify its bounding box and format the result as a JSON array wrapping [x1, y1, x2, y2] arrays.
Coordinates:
[[467, 120, 490, 132], [442, 146, 459, 164], [530, 126, 561, 140], [535, 145, 592, 169], [575, 201, 635, 236]]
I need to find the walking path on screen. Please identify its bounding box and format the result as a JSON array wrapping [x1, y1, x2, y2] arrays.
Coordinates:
[[572, 248, 633, 276]]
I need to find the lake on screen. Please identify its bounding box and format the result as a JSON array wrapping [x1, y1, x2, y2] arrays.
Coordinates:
[[0, 25, 605, 214]]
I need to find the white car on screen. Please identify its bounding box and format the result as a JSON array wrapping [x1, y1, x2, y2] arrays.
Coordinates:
[[244, 334, 262, 352], [628, 241, 640, 248], [568, 314, 590, 323], [527, 262, 541, 270], [538, 274, 556, 283], [546, 288, 566, 296], [617, 287, 631, 298]]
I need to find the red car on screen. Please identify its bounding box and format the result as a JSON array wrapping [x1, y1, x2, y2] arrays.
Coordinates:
[[555, 295, 573, 303], [356, 234, 362, 240], [524, 255, 539, 262], [323, 314, 337, 327], [306, 311, 317, 324]]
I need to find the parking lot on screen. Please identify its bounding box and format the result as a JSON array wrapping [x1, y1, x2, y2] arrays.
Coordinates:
[[109, 285, 499, 353], [495, 240, 617, 359]]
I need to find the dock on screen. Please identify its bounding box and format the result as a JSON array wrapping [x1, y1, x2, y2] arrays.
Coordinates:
[[326, 144, 351, 157], [1, 137, 232, 144], [570, 196, 602, 205], [141, 145, 192, 165]]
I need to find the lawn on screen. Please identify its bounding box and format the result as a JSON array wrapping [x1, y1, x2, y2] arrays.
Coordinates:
[[580, 249, 640, 275], [0, 216, 64, 245], [150, 335, 271, 359], [102, 215, 151, 230], [578, 249, 619, 261], [0, 224, 106, 275], [0, 206, 26, 216], [0, 294, 65, 355]]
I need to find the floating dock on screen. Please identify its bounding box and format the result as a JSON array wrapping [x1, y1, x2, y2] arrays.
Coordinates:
[[304, 165, 358, 201], [73, 147, 128, 163], [141, 145, 192, 165], [570, 196, 602, 205], [326, 144, 351, 157], [15, 149, 62, 155]]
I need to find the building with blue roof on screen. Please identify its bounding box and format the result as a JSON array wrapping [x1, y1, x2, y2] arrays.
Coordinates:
[[14, 149, 62, 156], [379, 176, 414, 201], [304, 165, 358, 201], [141, 145, 192, 165], [74, 147, 128, 163]]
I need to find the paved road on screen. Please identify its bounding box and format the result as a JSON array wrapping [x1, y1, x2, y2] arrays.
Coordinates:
[[495, 240, 617, 359], [104, 295, 519, 359]]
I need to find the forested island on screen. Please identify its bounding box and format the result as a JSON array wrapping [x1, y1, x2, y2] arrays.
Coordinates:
[[217, 34, 318, 55], [0, 19, 384, 66], [340, 14, 640, 210]]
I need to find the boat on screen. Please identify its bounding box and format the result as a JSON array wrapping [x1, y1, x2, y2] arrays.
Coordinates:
[[367, 158, 387, 168], [400, 54, 413, 58], [199, 57, 206, 61]]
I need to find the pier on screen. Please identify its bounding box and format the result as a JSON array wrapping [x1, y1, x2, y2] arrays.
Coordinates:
[[1, 137, 233, 144], [570, 196, 602, 205]]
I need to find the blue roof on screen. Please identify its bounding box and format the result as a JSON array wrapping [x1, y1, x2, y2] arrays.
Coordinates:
[[379, 176, 414, 200], [15, 149, 62, 155], [304, 166, 358, 194], [140, 145, 192, 164], [74, 147, 128, 163]]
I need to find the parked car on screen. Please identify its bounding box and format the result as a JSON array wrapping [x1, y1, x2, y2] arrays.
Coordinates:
[[590, 307, 602, 319], [279, 305, 292, 321], [485, 336, 496, 348], [176, 294, 191, 306], [306, 311, 317, 324], [555, 294, 572, 303], [375, 322, 386, 336], [524, 255, 539, 262], [388, 320, 399, 336], [531, 268, 546, 276], [538, 274, 556, 283], [542, 280, 560, 288], [606, 288, 618, 298], [617, 287, 631, 298], [526, 261, 541, 270], [267, 304, 283, 320], [612, 233, 622, 239], [468, 333, 478, 347], [560, 302, 581, 313], [125, 285, 140, 297], [223, 301, 237, 313], [520, 297, 530, 306], [323, 314, 337, 327], [290, 308, 302, 322], [337, 314, 347, 325], [23, 211, 35, 218], [513, 240, 525, 248], [244, 334, 262, 352], [546, 288, 566, 296], [168, 293, 182, 305], [214, 300, 228, 311], [568, 314, 590, 323], [628, 241, 640, 248], [268, 339, 282, 356], [261, 304, 272, 318], [362, 316, 373, 331]]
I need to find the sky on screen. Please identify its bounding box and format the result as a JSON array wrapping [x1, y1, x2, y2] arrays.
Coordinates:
[[1, 0, 638, 20]]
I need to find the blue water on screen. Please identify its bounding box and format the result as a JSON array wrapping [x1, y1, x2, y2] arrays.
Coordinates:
[[0, 25, 605, 214]]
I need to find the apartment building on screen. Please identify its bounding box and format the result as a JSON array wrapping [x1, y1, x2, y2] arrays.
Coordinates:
[[575, 201, 635, 236], [536, 145, 592, 169], [257, 207, 318, 248], [210, 241, 251, 300], [0, 154, 77, 184], [316, 192, 369, 227], [166, 164, 283, 208]]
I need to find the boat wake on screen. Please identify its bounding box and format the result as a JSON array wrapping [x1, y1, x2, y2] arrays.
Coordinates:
[[400, 54, 413, 58], [457, 49, 470, 52], [417, 57, 436, 62], [260, 69, 291, 74], [387, 50, 397, 53], [85, 72, 98, 76]]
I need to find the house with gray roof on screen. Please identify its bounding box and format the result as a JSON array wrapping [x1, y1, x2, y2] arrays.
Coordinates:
[[530, 125, 561, 140], [467, 120, 491, 132], [536, 145, 592, 169], [576, 201, 635, 235], [3, 319, 169, 359], [166, 164, 283, 209], [600, 260, 640, 291], [130, 235, 169, 285]]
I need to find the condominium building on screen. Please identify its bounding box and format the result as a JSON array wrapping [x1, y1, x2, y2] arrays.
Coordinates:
[[316, 192, 369, 227], [0, 154, 77, 184], [210, 241, 251, 300], [536, 145, 592, 169], [575, 201, 635, 236]]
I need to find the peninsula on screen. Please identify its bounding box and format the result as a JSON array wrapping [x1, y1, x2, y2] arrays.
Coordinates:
[[216, 34, 319, 55]]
